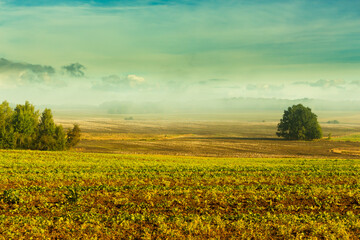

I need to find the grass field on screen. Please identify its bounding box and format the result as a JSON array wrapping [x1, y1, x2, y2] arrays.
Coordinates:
[[332, 133, 360, 142], [1, 150, 360, 239]]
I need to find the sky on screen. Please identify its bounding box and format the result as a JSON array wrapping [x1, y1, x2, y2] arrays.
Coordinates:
[[0, 0, 360, 105]]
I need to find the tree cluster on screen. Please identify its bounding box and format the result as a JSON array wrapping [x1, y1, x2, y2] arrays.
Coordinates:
[[0, 101, 80, 150], [276, 104, 322, 140]]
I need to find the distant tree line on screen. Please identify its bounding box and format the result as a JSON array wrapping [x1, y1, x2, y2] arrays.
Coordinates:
[[327, 120, 340, 124], [0, 101, 80, 150]]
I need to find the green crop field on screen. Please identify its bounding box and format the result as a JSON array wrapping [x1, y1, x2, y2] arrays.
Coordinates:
[[332, 133, 360, 142], [1, 150, 360, 239]]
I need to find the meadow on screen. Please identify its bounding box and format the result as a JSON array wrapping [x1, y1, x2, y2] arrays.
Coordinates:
[[1, 150, 360, 239]]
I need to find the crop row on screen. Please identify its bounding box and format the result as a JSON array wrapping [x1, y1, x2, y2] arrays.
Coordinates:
[[0, 150, 360, 239]]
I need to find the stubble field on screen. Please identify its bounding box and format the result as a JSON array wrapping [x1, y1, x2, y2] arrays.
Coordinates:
[[56, 110, 360, 158]]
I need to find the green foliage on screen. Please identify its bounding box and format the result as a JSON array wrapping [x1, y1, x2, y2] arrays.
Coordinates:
[[38, 108, 56, 136], [55, 125, 67, 150], [0, 101, 16, 149], [0, 101, 79, 151], [36, 108, 58, 150], [277, 104, 322, 140], [66, 124, 81, 149], [12, 101, 40, 149]]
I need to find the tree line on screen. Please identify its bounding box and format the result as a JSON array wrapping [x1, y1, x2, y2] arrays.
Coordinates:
[[0, 101, 80, 150]]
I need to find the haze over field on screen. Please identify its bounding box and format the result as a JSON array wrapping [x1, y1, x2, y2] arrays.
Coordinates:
[[0, 0, 360, 109]]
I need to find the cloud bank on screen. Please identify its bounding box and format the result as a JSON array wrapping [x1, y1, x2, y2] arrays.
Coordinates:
[[0, 58, 55, 74], [0, 58, 55, 85]]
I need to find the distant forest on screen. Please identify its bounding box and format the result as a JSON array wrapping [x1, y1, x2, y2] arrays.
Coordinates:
[[0, 101, 80, 151]]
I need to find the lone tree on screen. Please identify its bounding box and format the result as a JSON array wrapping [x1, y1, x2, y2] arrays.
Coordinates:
[[276, 104, 322, 140]]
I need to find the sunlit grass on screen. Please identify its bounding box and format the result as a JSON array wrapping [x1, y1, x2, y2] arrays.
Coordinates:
[[332, 133, 360, 142]]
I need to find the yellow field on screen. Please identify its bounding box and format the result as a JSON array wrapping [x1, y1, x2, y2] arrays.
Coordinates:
[[51, 111, 360, 158]]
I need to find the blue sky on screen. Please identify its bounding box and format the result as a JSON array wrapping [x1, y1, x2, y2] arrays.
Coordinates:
[[0, 0, 359, 104]]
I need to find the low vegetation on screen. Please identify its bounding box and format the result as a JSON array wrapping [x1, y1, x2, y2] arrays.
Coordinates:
[[332, 133, 360, 142], [0, 150, 360, 239], [0, 101, 80, 150]]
